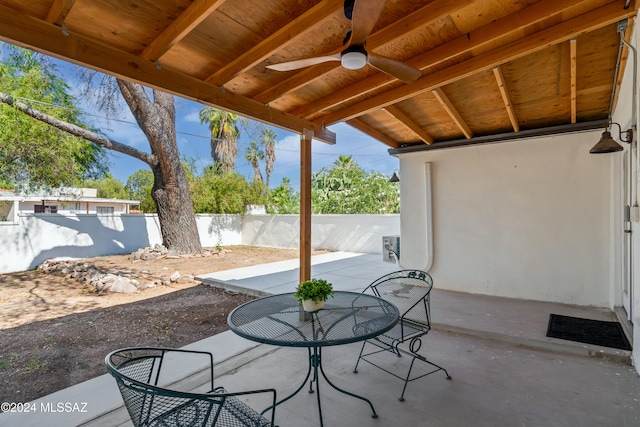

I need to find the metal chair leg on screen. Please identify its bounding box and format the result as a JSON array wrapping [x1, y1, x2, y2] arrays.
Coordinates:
[[353, 340, 368, 373], [398, 351, 452, 401], [399, 356, 417, 401]]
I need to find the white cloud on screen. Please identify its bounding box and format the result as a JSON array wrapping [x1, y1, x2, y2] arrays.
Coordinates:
[[182, 109, 201, 124]]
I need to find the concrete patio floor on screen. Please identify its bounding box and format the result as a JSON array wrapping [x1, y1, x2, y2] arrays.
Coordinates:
[[2, 252, 638, 426]]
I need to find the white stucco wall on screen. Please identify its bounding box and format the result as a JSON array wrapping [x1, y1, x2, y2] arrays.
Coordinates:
[[0, 214, 162, 272], [195, 214, 243, 248], [241, 214, 400, 252], [398, 131, 616, 307], [0, 214, 397, 274], [0, 214, 244, 273]]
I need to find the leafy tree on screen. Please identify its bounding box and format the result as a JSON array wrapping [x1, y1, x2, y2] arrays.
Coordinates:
[[311, 156, 399, 214], [199, 107, 245, 174], [85, 174, 129, 199], [245, 140, 264, 183], [125, 169, 155, 213], [267, 178, 299, 214], [0, 47, 106, 186], [190, 169, 265, 214], [1, 47, 202, 254], [261, 128, 277, 189]]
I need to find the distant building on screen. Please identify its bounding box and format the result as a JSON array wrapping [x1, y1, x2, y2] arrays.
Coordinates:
[[0, 188, 140, 222]]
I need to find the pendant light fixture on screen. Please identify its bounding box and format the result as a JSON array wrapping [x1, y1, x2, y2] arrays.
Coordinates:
[[590, 125, 631, 154]]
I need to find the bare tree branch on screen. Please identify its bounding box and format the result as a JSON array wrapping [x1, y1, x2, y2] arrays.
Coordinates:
[[0, 91, 157, 166]]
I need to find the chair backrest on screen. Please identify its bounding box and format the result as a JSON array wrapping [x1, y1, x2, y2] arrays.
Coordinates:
[[106, 348, 224, 427], [368, 270, 433, 331]]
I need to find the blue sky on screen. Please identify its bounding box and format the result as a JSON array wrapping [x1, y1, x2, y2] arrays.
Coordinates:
[[86, 99, 399, 191], [3, 43, 399, 190]]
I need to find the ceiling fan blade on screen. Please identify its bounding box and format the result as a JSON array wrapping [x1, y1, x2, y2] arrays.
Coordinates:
[[266, 54, 341, 71], [368, 54, 422, 83], [350, 0, 387, 46]]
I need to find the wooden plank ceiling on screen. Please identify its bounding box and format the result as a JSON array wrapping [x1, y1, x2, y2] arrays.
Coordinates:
[[0, 0, 637, 149]]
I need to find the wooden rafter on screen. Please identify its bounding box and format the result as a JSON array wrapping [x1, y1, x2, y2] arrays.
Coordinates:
[[432, 88, 473, 139], [346, 118, 400, 148], [139, 0, 226, 61], [314, 1, 637, 127], [207, 0, 343, 86], [290, 0, 582, 119], [45, 0, 76, 25], [0, 3, 335, 144], [570, 40, 577, 124], [492, 67, 519, 133], [384, 105, 433, 145], [366, 0, 472, 49]]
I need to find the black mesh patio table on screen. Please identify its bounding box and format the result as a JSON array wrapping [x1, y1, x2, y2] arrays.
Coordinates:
[[227, 291, 399, 426]]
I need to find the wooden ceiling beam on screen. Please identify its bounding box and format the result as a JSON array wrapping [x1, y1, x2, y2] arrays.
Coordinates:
[[570, 40, 577, 124], [294, 0, 583, 119], [139, 0, 226, 61], [253, 63, 337, 105], [432, 88, 473, 139], [45, 0, 76, 25], [0, 3, 336, 144], [346, 119, 400, 149], [208, 0, 343, 86], [315, 1, 637, 126], [492, 67, 519, 133], [384, 105, 433, 145]]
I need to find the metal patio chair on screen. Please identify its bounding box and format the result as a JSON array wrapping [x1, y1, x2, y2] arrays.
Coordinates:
[[106, 347, 276, 427], [353, 270, 451, 401]]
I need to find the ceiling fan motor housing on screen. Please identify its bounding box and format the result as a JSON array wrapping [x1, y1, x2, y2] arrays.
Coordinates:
[[341, 46, 368, 70]]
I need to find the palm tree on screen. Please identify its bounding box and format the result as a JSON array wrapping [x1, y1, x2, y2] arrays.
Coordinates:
[[245, 140, 264, 183], [334, 154, 355, 169], [199, 107, 244, 174], [260, 128, 277, 189]]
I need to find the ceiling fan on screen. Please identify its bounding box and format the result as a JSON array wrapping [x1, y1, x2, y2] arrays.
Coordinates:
[[266, 0, 421, 83]]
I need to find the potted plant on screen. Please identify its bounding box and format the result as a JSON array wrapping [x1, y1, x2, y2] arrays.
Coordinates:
[[294, 278, 335, 312]]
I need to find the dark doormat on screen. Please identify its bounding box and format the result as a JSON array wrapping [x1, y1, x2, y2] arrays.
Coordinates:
[[546, 314, 632, 351]]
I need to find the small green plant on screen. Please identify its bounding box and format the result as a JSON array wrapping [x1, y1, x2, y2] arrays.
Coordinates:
[[294, 278, 335, 304], [0, 358, 11, 370], [153, 319, 174, 337], [24, 358, 46, 373]]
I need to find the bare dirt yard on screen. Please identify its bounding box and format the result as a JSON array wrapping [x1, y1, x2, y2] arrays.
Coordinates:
[[0, 246, 322, 406]]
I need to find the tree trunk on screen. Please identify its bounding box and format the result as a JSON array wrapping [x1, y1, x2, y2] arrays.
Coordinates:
[[117, 80, 202, 255], [1, 85, 203, 255], [251, 158, 263, 183]]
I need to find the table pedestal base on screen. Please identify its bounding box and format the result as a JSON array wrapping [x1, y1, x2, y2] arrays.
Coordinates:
[[263, 347, 377, 426]]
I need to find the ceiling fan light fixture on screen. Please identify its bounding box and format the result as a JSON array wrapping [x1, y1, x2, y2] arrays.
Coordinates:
[[341, 50, 367, 70]]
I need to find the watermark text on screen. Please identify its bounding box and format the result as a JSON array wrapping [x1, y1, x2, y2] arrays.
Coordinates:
[[1, 401, 88, 413]]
